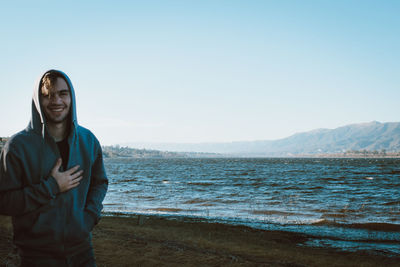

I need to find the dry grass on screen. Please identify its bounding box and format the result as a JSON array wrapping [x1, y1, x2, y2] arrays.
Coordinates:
[[1, 215, 399, 267]]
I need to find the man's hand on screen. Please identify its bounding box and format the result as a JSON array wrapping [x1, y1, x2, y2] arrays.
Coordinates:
[[51, 158, 84, 193]]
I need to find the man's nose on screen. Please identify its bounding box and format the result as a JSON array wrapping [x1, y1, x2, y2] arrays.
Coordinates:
[[49, 93, 62, 103]]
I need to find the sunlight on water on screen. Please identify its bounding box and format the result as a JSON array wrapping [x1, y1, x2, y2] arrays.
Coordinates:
[[103, 158, 400, 255]]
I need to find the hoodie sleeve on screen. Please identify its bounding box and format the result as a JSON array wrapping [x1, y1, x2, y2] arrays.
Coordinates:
[[0, 144, 60, 216], [84, 141, 108, 225]]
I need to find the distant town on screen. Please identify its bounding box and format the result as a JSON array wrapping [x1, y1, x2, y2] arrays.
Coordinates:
[[294, 150, 400, 158], [101, 145, 222, 158], [0, 138, 220, 158], [102, 145, 400, 158]]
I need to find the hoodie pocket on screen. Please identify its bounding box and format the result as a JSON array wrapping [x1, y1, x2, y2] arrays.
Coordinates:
[[13, 201, 53, 231], [14, 202, 63, 247], [65, 209, 95, 244], [83, 210, 96, 232]]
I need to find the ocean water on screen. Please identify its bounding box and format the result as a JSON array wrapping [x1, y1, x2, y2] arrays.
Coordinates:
[[103, 158, 400, 255]]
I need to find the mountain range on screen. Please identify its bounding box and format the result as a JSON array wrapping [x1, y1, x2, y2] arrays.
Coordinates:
[[124, 121, 400, 156]]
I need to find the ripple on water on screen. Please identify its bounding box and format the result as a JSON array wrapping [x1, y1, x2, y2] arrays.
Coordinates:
[[103, 157, 400, 256]]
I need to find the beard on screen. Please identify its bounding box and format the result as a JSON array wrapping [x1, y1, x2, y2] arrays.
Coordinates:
[[43, 107, 71, 125]]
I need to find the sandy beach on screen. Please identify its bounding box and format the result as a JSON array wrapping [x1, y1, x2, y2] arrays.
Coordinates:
[[0, 214, 399, 267]]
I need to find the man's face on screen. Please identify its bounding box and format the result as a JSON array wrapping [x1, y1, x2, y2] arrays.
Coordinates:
[[40, 77, 71, 124]]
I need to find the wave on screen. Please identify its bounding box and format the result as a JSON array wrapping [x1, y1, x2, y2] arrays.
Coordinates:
[[282, 186, 301, 190], [321, 213, 347, 218], [119, 178, 137, 182], [136, 195, 156, 199], [384, 201, 400, 206], [310, 186, 324, 190], [200, 203, 215, 207], [311, 219, 400, 232], [187, 182, 214, 186], [249, 210, 297, 216], [123, 189, 142, 194], [213, 199, 240, 204], [149, 208, 184, 212], [183, 198, 209, 204]]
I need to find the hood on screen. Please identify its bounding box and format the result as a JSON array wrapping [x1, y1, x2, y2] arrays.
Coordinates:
[[30, 69, 78, 139]]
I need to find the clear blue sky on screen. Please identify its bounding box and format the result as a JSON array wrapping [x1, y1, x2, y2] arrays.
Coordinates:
[[1, 0, 399, 145]]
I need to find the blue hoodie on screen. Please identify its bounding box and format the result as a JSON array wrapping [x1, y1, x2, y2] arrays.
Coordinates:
[[0, 70, 108, 257]]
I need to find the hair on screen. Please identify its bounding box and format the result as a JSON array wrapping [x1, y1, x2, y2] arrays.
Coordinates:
[[40, 70, 69, 96]]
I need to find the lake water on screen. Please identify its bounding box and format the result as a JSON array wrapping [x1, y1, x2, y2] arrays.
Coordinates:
[[103, 158, 400, 255]]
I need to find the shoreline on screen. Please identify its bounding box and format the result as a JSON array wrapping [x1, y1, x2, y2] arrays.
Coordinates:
[[292, 154, 400, 159], [1, 214, 399, 266]]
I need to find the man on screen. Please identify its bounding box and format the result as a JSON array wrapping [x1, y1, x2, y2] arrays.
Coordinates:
[[0, 70, 108, 266]]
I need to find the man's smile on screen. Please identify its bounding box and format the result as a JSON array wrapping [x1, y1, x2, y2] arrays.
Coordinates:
[[48, 106, 65, 112]]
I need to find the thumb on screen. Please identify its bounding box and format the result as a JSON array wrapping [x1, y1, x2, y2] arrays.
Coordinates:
[[52, 158, 62, 172]]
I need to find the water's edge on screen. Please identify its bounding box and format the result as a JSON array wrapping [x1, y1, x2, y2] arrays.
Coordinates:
[[102, 210, 400, 257]]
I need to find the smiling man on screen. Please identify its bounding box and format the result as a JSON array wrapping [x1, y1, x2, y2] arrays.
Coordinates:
[[0, 70, 108, 266]]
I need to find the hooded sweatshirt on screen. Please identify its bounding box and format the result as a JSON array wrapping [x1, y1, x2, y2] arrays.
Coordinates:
[[0, 70, 108, 257]]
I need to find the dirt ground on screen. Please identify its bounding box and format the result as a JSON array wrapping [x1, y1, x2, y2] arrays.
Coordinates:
[[1, 215, 399, 266]]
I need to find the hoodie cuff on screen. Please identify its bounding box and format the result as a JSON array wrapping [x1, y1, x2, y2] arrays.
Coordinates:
[[46, 176, 60, 198]]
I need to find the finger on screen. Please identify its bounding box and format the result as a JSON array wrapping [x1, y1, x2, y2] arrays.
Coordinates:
[[70, 175, 83, 184], [66, 165, 80, 174], [71, 171, 84, 180], [69, 178, 82, 188], [52, 158, 62, 172], [68, 181, 80, 190]]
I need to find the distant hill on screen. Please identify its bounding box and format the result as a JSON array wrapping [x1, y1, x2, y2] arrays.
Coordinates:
[[2, 121, 400, 157], [124, 121, 400, 156]]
